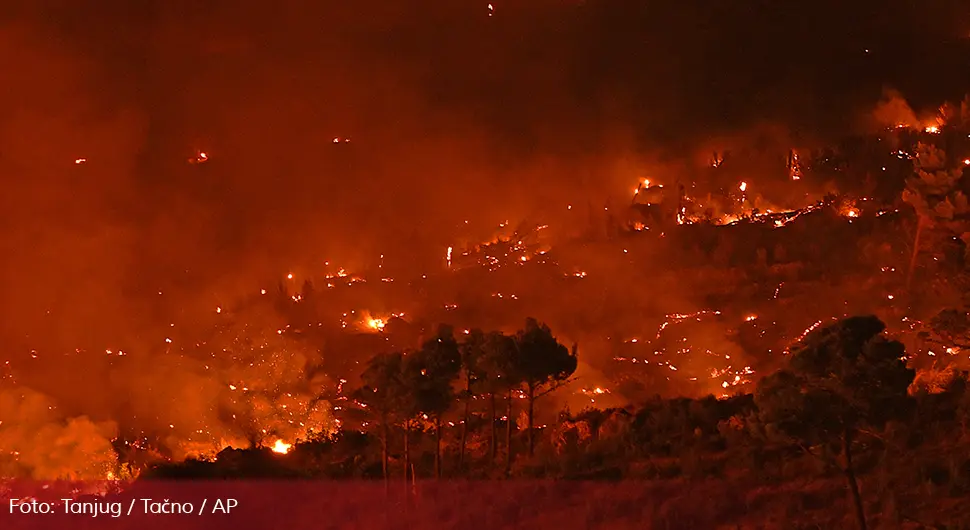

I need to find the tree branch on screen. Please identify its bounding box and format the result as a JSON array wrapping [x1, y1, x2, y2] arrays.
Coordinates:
[[536, 377, 577, 399]]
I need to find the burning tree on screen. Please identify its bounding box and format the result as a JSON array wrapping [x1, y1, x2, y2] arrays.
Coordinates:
[[513, 318, 578, 456], [754, 316, 914, 530]]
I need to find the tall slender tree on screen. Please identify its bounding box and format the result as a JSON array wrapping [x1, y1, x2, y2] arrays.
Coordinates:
[[513, 318, 578, 456], [477, 331, 519, 465], [409, 324, 461, 478], [458, 329, 486, 468], [353, 351, 407, 483]]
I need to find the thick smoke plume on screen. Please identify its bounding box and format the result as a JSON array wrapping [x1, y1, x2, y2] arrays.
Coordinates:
[[0, 387, 118, 480], [871, 88, 920, 129]]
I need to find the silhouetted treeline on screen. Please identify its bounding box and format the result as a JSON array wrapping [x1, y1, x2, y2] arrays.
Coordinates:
[[146, 315, 970, 527]]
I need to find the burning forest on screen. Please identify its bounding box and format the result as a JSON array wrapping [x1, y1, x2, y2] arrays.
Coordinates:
[[4, 1, 970, 529]]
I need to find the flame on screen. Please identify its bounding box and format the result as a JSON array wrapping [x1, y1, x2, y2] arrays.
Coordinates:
[[357, 310, 391, 332], [739, 182, 747, 192], [271, 440, 292, 454]]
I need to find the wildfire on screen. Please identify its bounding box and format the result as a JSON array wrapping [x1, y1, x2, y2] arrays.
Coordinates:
[[271, 440, 292, 454], [357, 310, 396, 332]]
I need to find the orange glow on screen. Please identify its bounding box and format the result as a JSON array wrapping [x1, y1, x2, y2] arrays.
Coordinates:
[[271, 440, 292, 454]]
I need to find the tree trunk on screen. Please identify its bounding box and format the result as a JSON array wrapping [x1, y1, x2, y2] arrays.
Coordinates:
[[505, 388, 513, 474], [434, 417, 442, 479], [381, 413, 389, 484], [906, 217, 924, 292], [527, 384, 536, 456], [459, 375, 471, 469], [488, 392, 497, 462], [404, 420, 411, 485], [842, 429, 867, 530]]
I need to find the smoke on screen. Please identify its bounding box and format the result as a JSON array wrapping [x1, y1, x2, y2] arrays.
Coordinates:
[[870, 88, 920, 129], [0, 387, 118, 480]]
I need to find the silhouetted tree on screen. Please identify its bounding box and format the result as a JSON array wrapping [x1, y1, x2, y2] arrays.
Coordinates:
[[300, 279, 315, 301], [410, 324, 461, 478], [755, 316, 915, 530], [458, 329, 486, 468], [903, 144, 969, 290], [475, 331, 519, 466], [353, 351, 407, 482], [926, 309, 970, 349], [514, 318, 578, 456]]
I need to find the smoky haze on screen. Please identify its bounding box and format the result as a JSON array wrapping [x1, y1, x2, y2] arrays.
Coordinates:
[[0, 0, 967, 476]]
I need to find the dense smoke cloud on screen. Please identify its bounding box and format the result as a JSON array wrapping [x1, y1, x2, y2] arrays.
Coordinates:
[[871, 89, 921, 130], [0, 387, 118, 480]]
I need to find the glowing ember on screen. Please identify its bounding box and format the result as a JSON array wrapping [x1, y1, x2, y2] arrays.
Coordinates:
[[271, 440, 292, 454], [739, 181, 747, 192]]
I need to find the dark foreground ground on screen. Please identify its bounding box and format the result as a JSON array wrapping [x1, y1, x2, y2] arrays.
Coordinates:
[[1, 477, 964, 530]]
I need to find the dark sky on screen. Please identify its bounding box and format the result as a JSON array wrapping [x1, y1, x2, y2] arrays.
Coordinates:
[[0, 0, 968, 352]]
